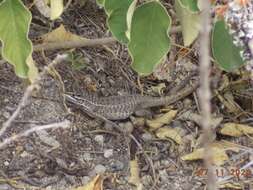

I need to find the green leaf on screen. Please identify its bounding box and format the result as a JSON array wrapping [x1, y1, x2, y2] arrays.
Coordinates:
[[104, 0, 133, 44], [0, 0, 33, 78], [175, 0, 200, 46], [125, 0, 137, 40], [212, 19, 245, 72], [96, 0, 104, 6], [179, 0, 199, 12], [67, 52, 88, 71], [128, 1, 171, 75]]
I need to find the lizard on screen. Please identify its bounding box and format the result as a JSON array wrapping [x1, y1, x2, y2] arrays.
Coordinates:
[[64, 80, 198, 187], [64, 80, 199, 121]]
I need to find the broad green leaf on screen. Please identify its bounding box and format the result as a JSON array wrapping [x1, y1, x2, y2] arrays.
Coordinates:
[[96, 0, 104, 6], [128, 1, 171, 75], [0, 0, 34, 78], [175, 0, 200, 46], [180, 0, 199, 12], [125, 0, 137, 40], [50, 0, 64, 20], [104, 0, 133, 44], [212, 19, 245, 71]]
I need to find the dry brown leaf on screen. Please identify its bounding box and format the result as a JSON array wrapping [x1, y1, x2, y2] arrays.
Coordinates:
[[181, 146, 228, 166], [179, 111, 223, 129], [146, 110, 178, 130], [73, 175, 103, 190], [216, 92, 241, 114], [26, 55, 38, 83], [220, 123, 253, 137], [211, 141, 240, 152], [128, 159, 142, 189], [41, 24, 85, 43], [155, 127, 182, 144], [180, 141, 243, 166], [218, 182, 242, 189]]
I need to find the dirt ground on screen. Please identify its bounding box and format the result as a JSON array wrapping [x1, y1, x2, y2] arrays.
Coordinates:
[[0, 1, 252, 190]]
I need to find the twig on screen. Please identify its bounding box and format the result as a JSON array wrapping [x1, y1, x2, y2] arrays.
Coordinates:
[[33, 26, 181, 52], [64, 0, 73, 11], [170, 25, 181, 34], [33, 37, 116, 52], [0, 120, 70, 149], [34, 0, 50, 18], [199, 1, 217, 190], [0, 54, 68, 138], [129, 134, 157, 190]]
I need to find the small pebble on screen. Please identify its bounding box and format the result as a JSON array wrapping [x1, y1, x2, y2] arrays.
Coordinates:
[[82, 152, 92, 161], [183, 98, 192, 107], [141, 133, 153, 141], [84, 137, 92, 144], [141, 175, 153, 187], [81, 176, 91, 184], [159, 169, 169, 182], [20, 151, 29, 158], [3, 98, 9, 103], [104, 149, 113, 158], [118, 121, 133, 133], [2, 111, 10, 118], [171, 120, 183, 128], [0, 184, 12, 190], [24, 144, 33, 151], [160, 159, 172, 166], [94, 164, 106, 174], [110, 160, 124, 171], [5, 106, 15, 112], [94, 135, 104, 145], [4, 161, 9, 166]]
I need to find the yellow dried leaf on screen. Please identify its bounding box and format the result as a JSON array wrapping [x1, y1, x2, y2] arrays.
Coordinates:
[[181, 146, 229, 166], [128, 159, 142, 189], [156, 127, 182, 144], [219, 182, 242, 189], [50, 0, 64, 20], [220, 123, 253, 137], [73, 175, 103, 190], [42, 24, 84, 43], [26, 55, 38, 83], [181, 141, 239, 166], [146, 110, 178, 130], [212, 141, 240, 152], [216, 92, 241, 114]]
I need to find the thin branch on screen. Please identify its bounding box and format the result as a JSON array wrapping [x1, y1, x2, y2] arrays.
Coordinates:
[[199, 1, 217, 190], [33, 26, 181, 52], [0, 120, 70, 149], [0, 54, 68, 138], [33, 37, 116, 52], [0, 27, 182, 54], [170, 25, 181, 34]]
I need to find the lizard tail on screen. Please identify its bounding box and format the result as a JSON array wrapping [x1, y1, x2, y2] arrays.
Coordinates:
[[141, 80, 199, 108]]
